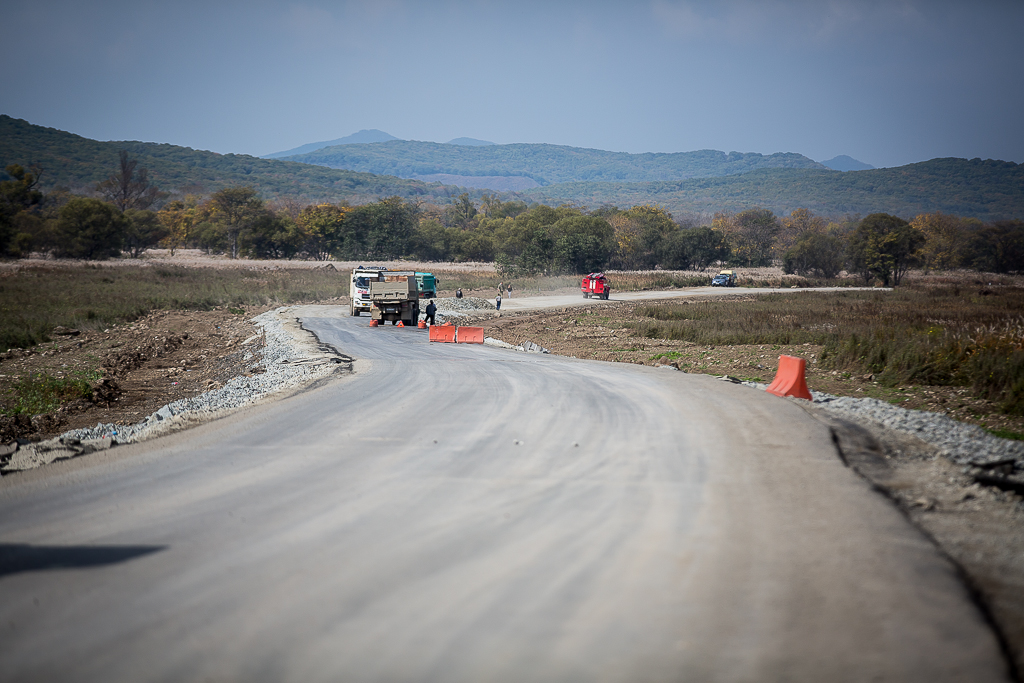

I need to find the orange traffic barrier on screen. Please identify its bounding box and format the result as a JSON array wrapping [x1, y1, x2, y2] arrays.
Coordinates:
[[397, 321, 405, 327], [369, 319, 379, 327], [766, 355, 813, 400], [456, 326, 484, 344], [429, 325, 457, 343], [418, 320, 426, 329]]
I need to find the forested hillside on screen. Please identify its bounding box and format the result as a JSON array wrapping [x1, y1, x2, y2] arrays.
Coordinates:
[[525, 159, 1024, 221], [0, 116, 450, 203], [284, 140, 826, 185]]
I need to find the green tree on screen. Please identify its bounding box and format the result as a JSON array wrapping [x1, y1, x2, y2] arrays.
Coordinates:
[[96, 150, 163, 211], [123, 209, 168, 258], [0, 164, 44, 256], [444, 193, 478, 228], [54, 198, 127, 259], [848, 213, 925, 286], [242, 212, 303, 259], [550, 215, 614, 274], [732, 208, 780, 266], [208, 187, 265, 259], [783, 231, 845, 279], [968, 220, 1024, 273], [346, 197, 417, 260]]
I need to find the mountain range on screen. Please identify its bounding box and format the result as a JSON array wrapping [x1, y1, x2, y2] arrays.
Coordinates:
[[2, 115, 1021, 221]]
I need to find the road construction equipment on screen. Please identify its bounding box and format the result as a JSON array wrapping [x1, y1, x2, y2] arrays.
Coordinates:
[[369, 271, 420, 326]]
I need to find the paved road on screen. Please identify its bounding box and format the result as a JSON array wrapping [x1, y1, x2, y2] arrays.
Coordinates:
[[499, 285, 883, 313], [0, 310, 1009, 682]]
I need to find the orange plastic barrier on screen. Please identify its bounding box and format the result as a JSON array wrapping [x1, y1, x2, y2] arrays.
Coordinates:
[[456, 326, 484, 344], [766, 355, 813, 400], [369, 319, 379, 327], [429, 325, 457, 343], [418, 320, 426, 329]]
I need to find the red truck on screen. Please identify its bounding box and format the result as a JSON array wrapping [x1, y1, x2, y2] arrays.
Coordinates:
[[581, 273, 610, 300]]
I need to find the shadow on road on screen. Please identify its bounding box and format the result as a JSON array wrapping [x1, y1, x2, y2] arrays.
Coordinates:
[[0, 543, 166, 577]]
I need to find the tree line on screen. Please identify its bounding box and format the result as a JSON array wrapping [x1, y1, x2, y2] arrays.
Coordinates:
[[2, 154, 1022, 283]]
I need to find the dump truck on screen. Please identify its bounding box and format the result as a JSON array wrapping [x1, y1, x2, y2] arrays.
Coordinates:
[[369, 270, 420, 325], [582, 272, 610, 299], [350, 266, 388, 316], [415, 272, 438, 299]]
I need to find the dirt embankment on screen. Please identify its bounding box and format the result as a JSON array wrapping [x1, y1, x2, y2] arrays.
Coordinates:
[[0, 306, 276, 446]]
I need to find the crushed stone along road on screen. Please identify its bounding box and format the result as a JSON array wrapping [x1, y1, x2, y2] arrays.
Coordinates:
[[0, 306, 1012, 682]]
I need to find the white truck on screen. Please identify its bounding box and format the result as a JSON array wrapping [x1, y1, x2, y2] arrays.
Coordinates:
[[350, 266, 386, 316]]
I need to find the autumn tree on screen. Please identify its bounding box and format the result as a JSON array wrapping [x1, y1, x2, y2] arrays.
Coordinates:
[[911, 212, 981, 271], [297, 203, 350, 260], [158, 196, 200, 255], [96, 151, 163, 211]]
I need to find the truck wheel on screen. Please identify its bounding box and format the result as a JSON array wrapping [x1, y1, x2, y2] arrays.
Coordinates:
[[352, 309, 359, 317], [583, 293, 589, 299], [603, 291, 609, 300]]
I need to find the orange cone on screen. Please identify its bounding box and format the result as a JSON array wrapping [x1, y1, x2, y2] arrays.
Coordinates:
[[397, 320, 405, 327], [766, 355, 813, 400]]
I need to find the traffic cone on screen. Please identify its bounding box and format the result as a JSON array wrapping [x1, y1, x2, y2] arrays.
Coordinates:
[[766, 355, 813, 400], [397, 321, 405, 327]]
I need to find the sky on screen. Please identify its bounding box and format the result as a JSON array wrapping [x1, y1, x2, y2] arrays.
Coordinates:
[[1, 0, 1022, 169]]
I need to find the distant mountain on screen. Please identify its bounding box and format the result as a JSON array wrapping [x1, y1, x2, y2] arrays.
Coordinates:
[[284, 140, 827, 187], [820, 155, 875, 172], [447, 137, 495, 146], [524, 158, 1023, 221], [0, 116, 450, 203], [263, 129, 399, 159]]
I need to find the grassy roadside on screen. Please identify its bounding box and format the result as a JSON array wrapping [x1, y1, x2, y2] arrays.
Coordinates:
[[0, 265, 349, 350], [629, 286, 1024, 416]]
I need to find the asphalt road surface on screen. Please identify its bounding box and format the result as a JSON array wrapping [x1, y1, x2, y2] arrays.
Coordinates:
[[0, 308, 1010, 682], [498, 285, 883, 312]]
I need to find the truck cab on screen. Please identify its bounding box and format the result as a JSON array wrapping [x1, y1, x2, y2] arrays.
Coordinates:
[[350, 266, 387, 316]]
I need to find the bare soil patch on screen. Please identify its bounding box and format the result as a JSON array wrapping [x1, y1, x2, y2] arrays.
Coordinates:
[[0, 306, 275, 446]]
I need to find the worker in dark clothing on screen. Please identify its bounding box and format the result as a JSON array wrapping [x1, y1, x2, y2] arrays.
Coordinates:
[[455, 288, 463, 298], [425, 300, 437, 325]]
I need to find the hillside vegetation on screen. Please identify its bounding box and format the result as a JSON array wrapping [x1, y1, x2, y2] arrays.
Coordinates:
[[0, 115, 449, 203], [284, 140, 826, 185], [525, 159, 1024, 221]]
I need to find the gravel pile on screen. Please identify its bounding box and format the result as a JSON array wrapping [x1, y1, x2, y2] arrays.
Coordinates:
[[59, 309, 345, 444], [812, 393, 1024, 466], [429, 297, 496, 324], [736, 379, 1024, 468]]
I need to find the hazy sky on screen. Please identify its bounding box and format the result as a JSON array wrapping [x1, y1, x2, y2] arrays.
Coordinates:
[[2, 0, 1022, 168]]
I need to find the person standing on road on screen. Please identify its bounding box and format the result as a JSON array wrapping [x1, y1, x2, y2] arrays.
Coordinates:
[[495, 294, 502, 310], [506, 283, 512, 298], [456, 288, 463, 299], [425, 300, 437, 326], [498, 282, 504, 297]]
